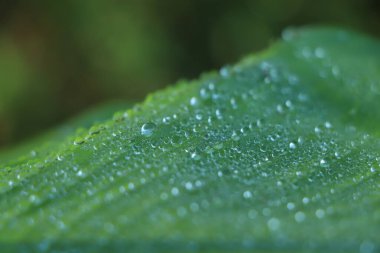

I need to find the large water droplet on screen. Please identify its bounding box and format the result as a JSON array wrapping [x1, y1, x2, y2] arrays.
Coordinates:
[[141, 122, 156, 136], [267, 218, 280, 231], [295, 211, 306, 223], [243, 190, 253, 199]]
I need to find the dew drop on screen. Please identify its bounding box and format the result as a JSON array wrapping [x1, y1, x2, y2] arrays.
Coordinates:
[[276, 104, 284, 113], [128, 183, 135, 190], [76, 170, 85, 177], [230, 98, 238, 109], [324, 121, 332, 129], [219, 66, 230, 78], [243, 190, 253, 199], [282, 28, 295, 41], [141, 122, 156, 136], [190, 97, 198, 106], [267, 218, 280, 231], [302, 197, 310, 205], [294, 211, 306, 223], [289, 142, 296, 149], [191, 151, 201, 160], [89, 125, 104, 135], [314, 47, 326, 58], [287, 202, 295, 210], [190, 202, 200, 212], [73, 137, 85, 145], [315, 209, 325, 219], [185, 182, 193, 191], [171, 187, 180, 196], [162, 116, 171, 124], [285, 100, 293, 108], [231, 131, 240, 141]]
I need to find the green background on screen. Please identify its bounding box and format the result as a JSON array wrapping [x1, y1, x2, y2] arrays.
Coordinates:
[[0, 0, 379, 148]]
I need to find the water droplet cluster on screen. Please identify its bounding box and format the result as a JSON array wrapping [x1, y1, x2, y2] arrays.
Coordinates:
[[0, 28, 379, 252]]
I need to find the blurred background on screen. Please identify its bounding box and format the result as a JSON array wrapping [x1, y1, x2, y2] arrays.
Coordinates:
[[0, 0, 379, 149]]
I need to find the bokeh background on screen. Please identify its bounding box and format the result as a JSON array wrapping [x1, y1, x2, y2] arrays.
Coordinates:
[[0, 0, 379, 148]]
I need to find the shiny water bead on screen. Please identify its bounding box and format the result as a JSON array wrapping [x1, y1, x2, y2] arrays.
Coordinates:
[[289, 142, 296, 149], [190, 97, 198, 106], [141, 122, 156, 136], [243, 191, 253, 199]]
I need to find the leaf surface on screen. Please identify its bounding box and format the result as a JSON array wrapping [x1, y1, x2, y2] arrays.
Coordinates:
[[1, 27, 379, 253]]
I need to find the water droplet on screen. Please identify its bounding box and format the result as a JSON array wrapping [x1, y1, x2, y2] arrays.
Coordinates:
[[214, 142, 223, 150], [177, 206, 187, 217], [158, 192, 170, 202], [289, 142, 296, 149], [73, 137, 85, 145], [294, 211, 306, 223], [287, 202, 295, 210], [141, 122, 156, 136], [89, 125, 104, 135], [215, 109, 223, 119], [113, 111, 128, 122], [128, 183, 135, 190], [332, 66, 340, 77], [370, 167, 376, 173], [282, 28, 296, 41], [276, 104, 284, 113], [185, 182, 193, 191], [219, 66, 230, 78], [248, 209, 258, 219], [171, 187, 180, 196], [240, 126, 250, 135], [301, 47, 312, 59], [285, 100, 293, 108], [243, 190, 253, 199], [267, 218, 280, 231], [230, 98, 238, 109], [324, 121, 332, 129], [314, 47, 326, 58], [190, 202, 200, 212], [231, 131, 240, 141], [162, 116, 171, 124], [191, 151, 201, 160], [302, 197, 310, 204], [190, 97, 198, 106], [315, 209, 325, 219], [320, 159, 327, 166]]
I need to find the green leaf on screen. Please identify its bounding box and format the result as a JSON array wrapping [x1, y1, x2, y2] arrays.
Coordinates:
[[1, 27, 379, 253]]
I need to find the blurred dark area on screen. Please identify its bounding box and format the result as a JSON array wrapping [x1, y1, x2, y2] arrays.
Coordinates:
[[0, 0, 379, 148]]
